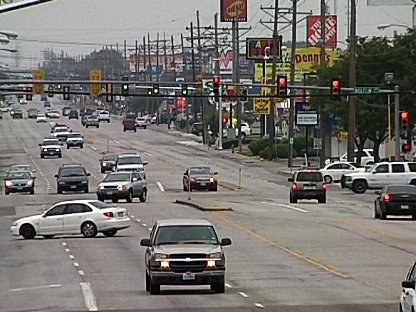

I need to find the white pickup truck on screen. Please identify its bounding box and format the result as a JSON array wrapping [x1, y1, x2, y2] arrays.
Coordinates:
[[343, 162, 416, 193]]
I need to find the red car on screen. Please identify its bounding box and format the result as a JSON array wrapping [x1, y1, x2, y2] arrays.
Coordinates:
[[123, 118, 136, 132], [183, 166, 218, 191]]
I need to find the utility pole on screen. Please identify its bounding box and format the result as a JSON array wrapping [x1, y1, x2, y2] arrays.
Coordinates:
[[163, 33, 168, 79], [394, 85, 400, 159], [124, 40, 127, 76], [147, 33, 152, 82], [156, 33, 160, 82], [143, 36, 147, 81], [197, 10, 207, 144], [347, 0, 357, 162], [269, 0, 279, 159], [288, 0, 297, 168], [171, 35, 176, 81], [235, 18, 242, 153], [181, 33, 190, 133], [190, 22, 197, 122], [215, 13, 222, 150], [135, 40, 138, 75], [319, 0, 326, 168]]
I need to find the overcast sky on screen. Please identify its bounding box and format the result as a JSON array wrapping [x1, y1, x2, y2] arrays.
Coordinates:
[[0, 0, 411, 69]]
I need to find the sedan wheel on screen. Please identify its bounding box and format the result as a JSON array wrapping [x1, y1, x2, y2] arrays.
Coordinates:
[[324, 175, 333, 184], [81, 222, 97, 238], [103, 229, 117, 237], [139, 190, 147, 203], [21, 224, 36, 239], [145, 272, 150, 292]]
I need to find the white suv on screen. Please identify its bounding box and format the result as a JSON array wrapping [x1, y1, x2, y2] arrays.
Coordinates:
[[115, 153, 148, 178], [98, 110, 110, 123]]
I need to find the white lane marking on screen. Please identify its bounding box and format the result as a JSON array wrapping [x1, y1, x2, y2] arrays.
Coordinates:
[[65, 248, 70, 252], [148, 227, 152, 231], [114, 139, 120, 144], [225, 283, 232, 288], [73, 262, 79, 268], [80, 282, 98, 311], [69, 255, 74, 260], [144, 151, 153, 157], [62, 242, 66, 246], [142, 223, 147, 227], [255, 303, 265, 309], [239, 291, 249, 298], [90, 146, 97, 151], [130, 215, 135, 219], [9, 284, 62, 292], [277, 203, 308, 213], [78, 270, 85, 276], [136, 219, 141, 223], [156, 181, 165, 192]]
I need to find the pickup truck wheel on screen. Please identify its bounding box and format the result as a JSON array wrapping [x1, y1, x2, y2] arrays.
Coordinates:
[[324, 175, 332, 184], [380, 206, 387, 220], [410, 179, 416, 186], [211, 282, 225, 293], [139, 189, 147, 203], [352, 180, 367, 194], [86, 125, 89, 128], [80, 144, 83, 149], [289, 194, 297, 203], [149, 279, 160, 295], [126, 190, 133, 203]]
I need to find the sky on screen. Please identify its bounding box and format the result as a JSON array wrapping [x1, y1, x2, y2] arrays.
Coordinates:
[[0, 0, 411, 69]]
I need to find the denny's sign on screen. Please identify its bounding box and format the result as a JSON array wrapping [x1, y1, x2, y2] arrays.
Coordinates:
[[220, 0, 247, 22]]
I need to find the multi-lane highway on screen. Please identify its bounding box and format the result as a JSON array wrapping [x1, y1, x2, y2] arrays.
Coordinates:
[[0, 99, 410, 311]]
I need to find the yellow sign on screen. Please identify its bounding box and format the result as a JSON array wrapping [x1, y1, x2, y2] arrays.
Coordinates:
[[32, 69, 45, 94], [89, 69, 102, 96], [254, 98, 271, 114], [254, 47, 337, 82], [196, 74, 203, 95]]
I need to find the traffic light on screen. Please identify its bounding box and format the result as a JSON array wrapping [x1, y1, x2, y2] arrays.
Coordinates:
[[240, 88, 248, 102], [277, 75, 287, 97], [401, 111, 409, 131], [213, 75, 220, 102], [147, 87, 152, 96], [222, 116, 228, 124], [331, 79, 341, 99], [26, 87, 32, 101], [181, 84, 188, 96], [63, 86, 70, 100], [48, 85, 54, 98], [121, 76, 129, 96], [106, 83, 113, 102], [402, 143, 412, 153], [152, 83, 159, 95]]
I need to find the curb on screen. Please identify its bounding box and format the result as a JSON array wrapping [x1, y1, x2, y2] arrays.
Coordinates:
[[175, 199, 233, 211]]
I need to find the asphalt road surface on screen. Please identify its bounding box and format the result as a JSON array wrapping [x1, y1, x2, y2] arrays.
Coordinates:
[[0, 99, 406, 312]]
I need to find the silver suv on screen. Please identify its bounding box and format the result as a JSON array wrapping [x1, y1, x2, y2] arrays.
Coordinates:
[[140, 218, 232, 295]]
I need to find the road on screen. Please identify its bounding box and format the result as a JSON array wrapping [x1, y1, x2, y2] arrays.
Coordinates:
[[0, 99, 408, 311]]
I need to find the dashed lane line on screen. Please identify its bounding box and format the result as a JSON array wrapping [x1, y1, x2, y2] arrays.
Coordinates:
[[80, 282, 98, 311], [156, 181, 165, 192], [9, 284, 62, 292]]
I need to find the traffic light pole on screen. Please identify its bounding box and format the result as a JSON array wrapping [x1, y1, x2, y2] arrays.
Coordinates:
[[394, 85, 400, 160], [218, 85, 223, 150]]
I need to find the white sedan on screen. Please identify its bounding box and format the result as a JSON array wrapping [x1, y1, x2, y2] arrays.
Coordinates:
[[319, 162, 366, 184], [36, 113, 47, 123], [10, 199, 130, 239]]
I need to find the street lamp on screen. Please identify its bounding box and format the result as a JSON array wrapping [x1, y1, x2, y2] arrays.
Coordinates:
[[377, 23, 410, 31], [0, 48, 17, 53], [262, 46, 270, 136], [0, 30, 18, 40]]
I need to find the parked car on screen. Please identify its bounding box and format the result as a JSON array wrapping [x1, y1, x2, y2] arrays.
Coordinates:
[[4, 170, 35, 195], [98, 110, 110, 123], [9, 199, 130, 239], [85, 115, 99, 128], [140, 218, 232, 294], [319, 162, 365, 184], [68, 109, 79, 120], [122, 118, 137, 132], [39, 138, 62, 158], [66, 132, 84, 149], [183, 166, 218, 191], [55, 164, 90, 194], [288, 170, 327, 203], [191, 122, 204, 136], [99, 153, 119, 173], [97, 171, 147, 203], [343, 162, 416, 194], [374, 185, 416, 220]]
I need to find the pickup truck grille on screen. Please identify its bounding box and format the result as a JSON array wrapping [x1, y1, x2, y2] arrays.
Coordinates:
[[169, 260, 207, 273]]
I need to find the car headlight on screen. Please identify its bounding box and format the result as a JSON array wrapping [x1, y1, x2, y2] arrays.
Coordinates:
[[43, 148, 47, 152], [98, 185, 105, 190], [117, 185, 125, 191], [5, 180, 12, 187], [27, 180, 33, 186], [58, 181, 65, 184], [55, 148, 60, 152], [102, 162, 107, 166], [81, 180, 87, 184], [208, 252, 224, 268]]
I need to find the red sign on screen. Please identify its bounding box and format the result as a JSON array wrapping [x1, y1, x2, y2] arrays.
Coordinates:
[[307, 15, 337, 48], [220, 0, 247, 22]]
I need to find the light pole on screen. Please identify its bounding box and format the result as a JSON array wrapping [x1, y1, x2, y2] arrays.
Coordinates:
[[385, 72, 393, 160], [377, 23, 410, 31], [262, 46, 270, 136]]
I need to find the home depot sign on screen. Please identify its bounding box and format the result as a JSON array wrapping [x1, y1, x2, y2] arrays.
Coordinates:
[[307, 15, 337, 48]]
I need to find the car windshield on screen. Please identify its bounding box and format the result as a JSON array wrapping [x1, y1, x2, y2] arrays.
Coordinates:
[[9, 165, 31, 172], [60, 167, 86, 177], [104, 173, 130, 182], [54, 128, 67, 133], [296, 172, 322, 182], [118, 156, 141, 165], [154, 225, 219, 245], [89, 201, 115, 209], [67, 133, 82, 138], [103, 154, 118, 161], [7, 172, 31, 179], [385, 185, 416, 194], [43, 140, 60, 145], [189, 167, 212, 175]]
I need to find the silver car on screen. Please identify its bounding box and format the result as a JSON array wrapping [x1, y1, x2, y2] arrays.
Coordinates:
[[96, 171, 147, 203]]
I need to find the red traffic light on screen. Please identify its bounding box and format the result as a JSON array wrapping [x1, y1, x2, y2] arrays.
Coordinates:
[[222, 117, 228, 124], [213, 75, 220, 86], [331, 79, 341, 98], [401, 112, 409, 122], [402, 143, 412, 153], [277, 75, 287, 96]]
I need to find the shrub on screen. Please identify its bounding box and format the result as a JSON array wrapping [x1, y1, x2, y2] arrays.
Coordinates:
[[258, 146, 275, 160], [222, 138, 239, 149], [248, 136, 270, 155], [275, 143, 290, 158]]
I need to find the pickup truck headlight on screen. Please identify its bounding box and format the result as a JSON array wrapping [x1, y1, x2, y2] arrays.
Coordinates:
[[55, 148, 60, 152], [5, 180, 12, 187], [27, 180, 33, 186], [207, 252, 224, 269], [42, 148, 47, 152], [81, 180, 87, 184], [98, 185, 105, 190], [102, 162, 107, 166]]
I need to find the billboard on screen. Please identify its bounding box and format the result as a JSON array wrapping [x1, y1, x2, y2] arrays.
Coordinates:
[[246, 37, 282, 60], [295, 102, 319, 126], [367, 0, 414, 5], [220, 0, 248, 22], [307, 15, 337, 48]]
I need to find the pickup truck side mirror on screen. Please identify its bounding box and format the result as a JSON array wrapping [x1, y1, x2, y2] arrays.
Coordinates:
[[213, 172, 218, 175], [38, 143, 42, 146], [54, 174, 58, 178], [143, 161, 148, 166], [221, 238, 232, 246], [140, 238, 151, 247], [288, 177, 293, 182]]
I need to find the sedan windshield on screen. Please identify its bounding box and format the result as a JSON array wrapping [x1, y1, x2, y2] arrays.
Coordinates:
[[7, 172, 31, 179], [60, 168, 86, 177], [189, 167, 212, 175], [117, 156, 141, 165], [154, 226, 219, 245], [104, 173, 130, 182]]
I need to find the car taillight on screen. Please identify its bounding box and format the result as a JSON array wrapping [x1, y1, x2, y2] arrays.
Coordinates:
[[292, 183, 298, 190], [384, 193, 390, 202], [322, 183, 328, 190], [103, 212, 114, 218]]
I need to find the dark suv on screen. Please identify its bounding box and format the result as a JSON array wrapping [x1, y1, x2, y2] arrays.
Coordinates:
[[288, 170, 327, 203], [55, 164, 90, 194], [191, 122, 204, 136]]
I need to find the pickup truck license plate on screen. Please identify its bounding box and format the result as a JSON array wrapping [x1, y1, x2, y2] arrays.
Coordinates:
[[182, 272, 195, 280], [107, 191, 113, 195], [401, 205, 409, 209]]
